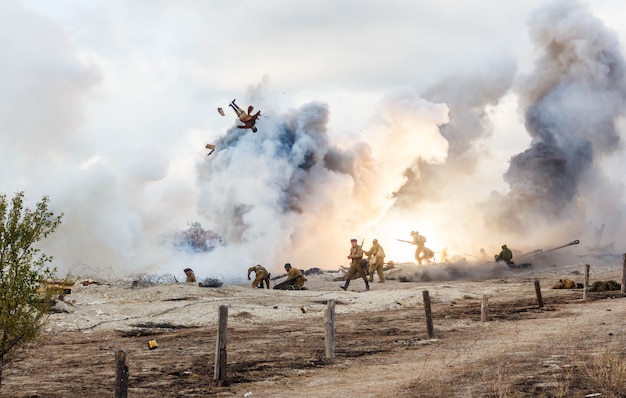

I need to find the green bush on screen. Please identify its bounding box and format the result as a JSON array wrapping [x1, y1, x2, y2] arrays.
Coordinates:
[[0, 191, 63, 386]]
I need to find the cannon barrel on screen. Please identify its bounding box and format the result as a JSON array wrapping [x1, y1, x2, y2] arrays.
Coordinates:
[[542, 239, 579, 254], [520, 239, 580, 259]]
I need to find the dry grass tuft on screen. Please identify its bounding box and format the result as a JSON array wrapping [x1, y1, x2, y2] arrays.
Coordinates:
[[579, 350, 626, 397]]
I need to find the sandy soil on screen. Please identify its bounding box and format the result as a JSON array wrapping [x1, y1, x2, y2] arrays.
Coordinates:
[[2, 258, 626, 397]]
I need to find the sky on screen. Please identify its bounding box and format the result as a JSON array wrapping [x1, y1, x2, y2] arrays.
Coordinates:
[[3, 0, 626, 281]]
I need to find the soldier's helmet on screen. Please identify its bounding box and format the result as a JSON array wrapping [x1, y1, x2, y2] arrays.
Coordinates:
[[502, 244, 507, 249], [373, 239, 378, 244], [284, 263, 292, 269]]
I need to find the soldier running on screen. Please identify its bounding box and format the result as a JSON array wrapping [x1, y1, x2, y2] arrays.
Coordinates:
[[364, 238, 386, 283], [410, 230, 427, 265], [340, 238, 370, 291]]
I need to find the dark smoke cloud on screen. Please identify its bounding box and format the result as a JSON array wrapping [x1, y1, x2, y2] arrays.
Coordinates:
[[195, 102, 378, 273], [486, 0, 626, 235]]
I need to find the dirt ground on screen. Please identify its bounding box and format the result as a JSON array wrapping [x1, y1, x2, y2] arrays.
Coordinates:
[[2, 259, 626, 397]]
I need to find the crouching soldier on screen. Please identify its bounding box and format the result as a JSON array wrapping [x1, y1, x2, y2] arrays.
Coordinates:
[[274, 263, 307, 290], [247, 264, 271, 289], [494, 244, 514, 266]]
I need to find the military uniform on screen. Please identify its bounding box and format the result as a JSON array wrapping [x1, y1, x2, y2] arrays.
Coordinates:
[[274, 263, 307, 290], [247, 265, 270, 289], [364, 239, 386, 282], [495, 245, 513, 265], [184, 268, 196, 283], [411, 231, 427, 265], [286, 267, 307, 288], [341, 239, 370, 291], [420, 247, 435, 264]]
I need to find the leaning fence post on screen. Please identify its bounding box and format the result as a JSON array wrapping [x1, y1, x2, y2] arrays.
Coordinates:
[[621, 255, 626, 294], [422, 290, 434, 338], [481, 296, 490, 322], [115, 350, 128, 398], [214, 305, 228, 386], [325, 300, 336, 359], [584, 264, 590, 300], [534, 280, 543, 309]]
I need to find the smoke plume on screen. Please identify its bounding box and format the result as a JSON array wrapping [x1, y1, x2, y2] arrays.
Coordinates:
[[485, 0, 626, 244], [194, 96, 449, 278]]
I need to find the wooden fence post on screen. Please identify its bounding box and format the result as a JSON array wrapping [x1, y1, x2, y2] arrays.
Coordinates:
[[481, 296, 490, 322], [534, 280, 543, 309], [115, 350, 128, 398], [621, 255, 626, 294], [325, 300, 336, 359], [214, 305, 228, 386], [584, 264, 590, 300], [423, 290, 434, 338]]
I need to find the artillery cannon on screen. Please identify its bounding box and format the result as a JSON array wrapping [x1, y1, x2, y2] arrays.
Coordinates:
[[517, 239, 580, 262]]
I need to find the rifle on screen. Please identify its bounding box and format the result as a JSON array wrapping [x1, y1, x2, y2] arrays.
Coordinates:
[[396, 239, 413, 244], [271, 273, 287, 281]]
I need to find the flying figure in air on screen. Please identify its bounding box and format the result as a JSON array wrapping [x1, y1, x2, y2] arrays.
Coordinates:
[[228, 99, 260, 132]]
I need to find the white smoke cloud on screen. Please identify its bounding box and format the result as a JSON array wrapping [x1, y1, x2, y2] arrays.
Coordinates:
[[192, 94, 450, 278], [5, 0, 626, 283]]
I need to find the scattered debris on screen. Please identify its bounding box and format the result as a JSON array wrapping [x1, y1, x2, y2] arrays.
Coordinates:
[[199, 278, 224, 288], [303, 267, 323, 275], [40, 279, 74, 295], [80, 280, 102, 286], [158, 222, 223, 253], [121, 322, 190, 337], [148, 339, 158, 350], [131, 273, 179, 287]]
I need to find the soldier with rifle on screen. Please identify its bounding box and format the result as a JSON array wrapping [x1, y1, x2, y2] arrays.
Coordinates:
[[397, 230, 428, 265], [340, 238, 370, 291]]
